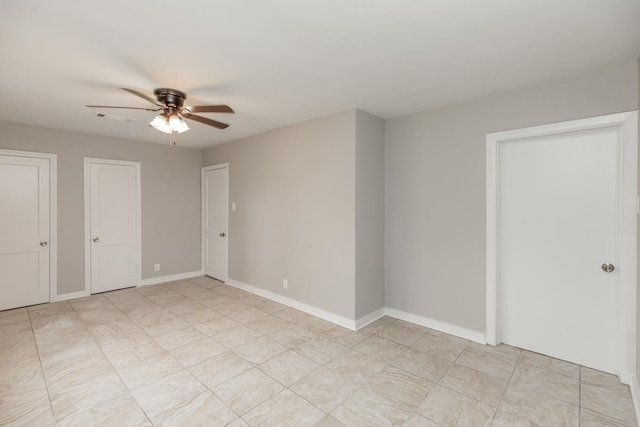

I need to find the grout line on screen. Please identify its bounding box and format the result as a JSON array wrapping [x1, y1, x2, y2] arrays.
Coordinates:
[[27, 309, 56, 422]]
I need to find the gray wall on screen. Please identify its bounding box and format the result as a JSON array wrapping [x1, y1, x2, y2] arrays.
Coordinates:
[[355, 110, 385, 319], [385, 61, 638, 333], [0, 122, 203, 295], [637, 56, 640, 376], [203, 111, 357, 319]]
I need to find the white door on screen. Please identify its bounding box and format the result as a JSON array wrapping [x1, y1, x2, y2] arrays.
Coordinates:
[[203, 165, 228, 281], [497, 126, 623, 374], [0, 154, 51, 310], [87, 160, 140, 294]]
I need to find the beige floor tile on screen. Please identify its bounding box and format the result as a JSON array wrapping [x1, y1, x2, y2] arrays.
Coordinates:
[[355, 364, 436, 409], [297, 315, 337, 335], [258, 349, 319, 386], [48, 364, 127, 421], [518, 350, 580, 380], [579, 406, 635, 427], [324, 326, 372, 347], [56, 391, 149, 427], [40, 340, 109, 384], [142, 316, 191, 339], [403, 414, 440, 426], [243, 389, 325, 426], [293, 336, 350, 364], [214, 300, 253, 316], [411, 333, 468, 361], [213, 325, 262, 347], [289, 366, 362, 413], [96, 328, 167, 370], [580, 381, 636, 425], [376, 323, 425, 347], [116, 351, 183, 390], [499, 383, 579, 427], [232, 335, 289, 364], [28, 301, 74, 319], [425, 329, 470, 345], [456, 345, 517, 381], [491, 411, 540, 426], [225, 418, 250, 427], [0, 307, 29, 326], [176, 306, 224, 325], [0, 344, 41, 380], [130, 369, 207, 422], [390, 347, 452, 383], [272, 307, 311, 323], [252, 299, 288, 314], [212, 367, 284, 416], [155, 390, 238, 427], [227, 306, 269, 324], [324, 350, 387, 383], [268, 324, 315, 348], [190, 315, 240, 336], [169, 336, 227, 368], [0, 394, 56, 427], [315, 415, 346, 426], [439, 364, 508, 407], [416, 385, 495, 427], [331, 389, 416, 426], [189, 350, 253, 388], [510, 362, 579, 405], [244, 314, 290, 335], [358, 316, 396, 334], [353, 335, 407, 362]]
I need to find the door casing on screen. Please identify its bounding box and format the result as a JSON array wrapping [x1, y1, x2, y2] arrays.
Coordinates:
[[486, 111, 638, 384], [84, 157, 141, 294], [201, 163, 229, 282], [0, 149, 57, 303]]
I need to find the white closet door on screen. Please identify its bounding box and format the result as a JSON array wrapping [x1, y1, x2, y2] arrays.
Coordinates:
[[0, 155, 50, 310]]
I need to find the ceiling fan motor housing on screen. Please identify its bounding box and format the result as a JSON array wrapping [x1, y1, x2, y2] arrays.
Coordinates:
[[154, 88, 187, 109]]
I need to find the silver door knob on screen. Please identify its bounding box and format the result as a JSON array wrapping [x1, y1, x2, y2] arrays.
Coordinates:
[[92, 237, 100, 243], [601, 263, 615, 273], [219, 232, 226, 237], [40, 241, 48, 247]]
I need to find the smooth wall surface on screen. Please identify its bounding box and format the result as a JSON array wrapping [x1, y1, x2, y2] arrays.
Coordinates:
[[355, 110, 385, 319], [203, 111, 357, 319], [0, 122, 203, 295], [385, 61, 638, 333]]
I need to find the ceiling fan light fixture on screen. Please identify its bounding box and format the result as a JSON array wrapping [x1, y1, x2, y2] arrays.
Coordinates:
[[169, 114, 189, 133], [150, 113, 189, 134], [150, 114, 172, 133]]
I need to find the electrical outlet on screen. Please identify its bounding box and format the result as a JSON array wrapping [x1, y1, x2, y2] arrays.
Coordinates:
[[154, 263, 160, 272], [283, 279, 288, 289]]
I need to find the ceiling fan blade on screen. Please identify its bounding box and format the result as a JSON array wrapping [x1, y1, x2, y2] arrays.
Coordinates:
[[86, 105, 161, 111], [187, 105, 235, 114], [184, 113, 229, 129], [122, 88, 164, 107]]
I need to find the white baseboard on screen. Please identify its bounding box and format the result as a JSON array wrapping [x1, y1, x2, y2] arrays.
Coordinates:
[[355, 307, 386, 330], [54, 290, 90, 302], [140, 270, 204, 287], [630, 375, 640, 426], [226, 278, 357, 330], [385, 307, 486, 344]]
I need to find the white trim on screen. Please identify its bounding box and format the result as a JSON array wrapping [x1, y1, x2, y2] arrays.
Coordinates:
[[201, 163, 229, 282], [140, 270, 204, 287], [385, 307, 486, 344], [226, 278, 357, 330], [355, 307, 386, 330], [54, 290, 90, 302], [0, 149, 57, 304], [629, 375, 640, 426], [84, 158, 142, 295], [486, 111, 638, 381]]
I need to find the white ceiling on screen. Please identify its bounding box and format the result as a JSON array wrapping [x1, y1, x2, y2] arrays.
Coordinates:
[[1, 0, 639, 149]]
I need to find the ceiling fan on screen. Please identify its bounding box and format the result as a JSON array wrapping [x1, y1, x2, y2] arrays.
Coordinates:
[[87, 88, 234, 146]]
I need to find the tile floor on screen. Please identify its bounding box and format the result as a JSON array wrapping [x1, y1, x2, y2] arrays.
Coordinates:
[[0, 276, 636, 426]]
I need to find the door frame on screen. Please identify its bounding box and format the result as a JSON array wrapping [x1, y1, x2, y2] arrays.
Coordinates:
[[84, 158, 142, 294], [201, 163, 229, 282], [486, 111, 638, 383], [0, 149, 57, 303]]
